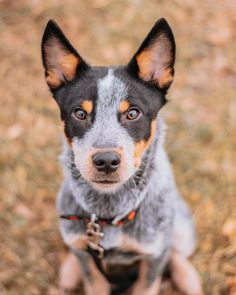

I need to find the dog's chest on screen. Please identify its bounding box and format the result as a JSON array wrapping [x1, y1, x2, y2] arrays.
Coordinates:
[[99, 221, 166, 259]]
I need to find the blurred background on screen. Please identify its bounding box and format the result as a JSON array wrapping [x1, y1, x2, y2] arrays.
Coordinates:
[[0, 0, 235, 294]]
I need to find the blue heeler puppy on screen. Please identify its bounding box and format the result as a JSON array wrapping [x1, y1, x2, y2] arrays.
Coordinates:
[[41, 18, 203, 295]]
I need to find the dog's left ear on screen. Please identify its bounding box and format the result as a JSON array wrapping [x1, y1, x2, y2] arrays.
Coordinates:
[[127, 18, 175, 92], [41, 20, 89, 91]]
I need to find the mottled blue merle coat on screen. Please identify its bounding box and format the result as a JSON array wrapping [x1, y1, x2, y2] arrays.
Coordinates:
[[41, 18, 202, 295]]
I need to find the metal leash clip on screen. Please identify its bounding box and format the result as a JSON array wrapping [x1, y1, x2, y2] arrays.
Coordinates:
[[86, 214, 104, 259]]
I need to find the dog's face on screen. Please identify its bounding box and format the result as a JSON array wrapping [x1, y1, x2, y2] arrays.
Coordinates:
[[41, 18, 175, 193]]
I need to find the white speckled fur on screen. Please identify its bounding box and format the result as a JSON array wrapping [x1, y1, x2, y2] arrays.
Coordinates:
[[57, 111, 196, 259], [56, 69, 196, 274], [71, 69, 135, 193]]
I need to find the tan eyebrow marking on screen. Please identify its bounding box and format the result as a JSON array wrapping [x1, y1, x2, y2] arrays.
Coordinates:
[[81, 100, 93, 114], [119, 100, 130, 113]]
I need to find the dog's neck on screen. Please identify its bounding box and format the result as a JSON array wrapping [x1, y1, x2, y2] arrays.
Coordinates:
[[61, 116, 166, 219]]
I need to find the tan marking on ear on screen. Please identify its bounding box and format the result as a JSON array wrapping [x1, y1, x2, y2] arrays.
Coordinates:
[[44, 37, 79, 88], [136, 50, 153, 81], [158, 67, 174, 88], [119, 100, 130, 113], [133, 119, 157, 167], [46, 69, 61, 88], [46, 53, 79, 88], [60, 53, 79, 78], [136, 34, 174, 88], [82, 100, 93, 114]]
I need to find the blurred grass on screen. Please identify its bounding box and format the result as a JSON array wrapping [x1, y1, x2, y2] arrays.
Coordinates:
[[0, 0, 235, 294]]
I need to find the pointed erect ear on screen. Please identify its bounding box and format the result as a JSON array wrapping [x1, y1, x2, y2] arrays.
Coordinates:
[[41, 20, 89, 91], [127, 18, 176, 92]]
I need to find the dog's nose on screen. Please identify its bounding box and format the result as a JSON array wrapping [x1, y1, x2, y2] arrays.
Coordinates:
[[92, 152, 121, 174]]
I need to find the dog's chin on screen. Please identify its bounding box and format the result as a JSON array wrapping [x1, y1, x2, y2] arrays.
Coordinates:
[[89, 180, 124, 193], [78, 166, 135, 194]]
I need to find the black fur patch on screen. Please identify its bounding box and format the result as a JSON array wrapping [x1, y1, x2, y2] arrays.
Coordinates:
[[115, 67, 166, 143], [55, 67, 108, 140]]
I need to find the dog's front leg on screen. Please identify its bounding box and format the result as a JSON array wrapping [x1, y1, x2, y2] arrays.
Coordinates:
[[78, 251, 110, 295], [59, 248, 110, 295], [131, 257, 165, 295], [59, 251, 82, 295], [170, 250, 203, 295]]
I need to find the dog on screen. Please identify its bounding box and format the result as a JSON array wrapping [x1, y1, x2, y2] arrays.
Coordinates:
[[41, 18, 203, 295]]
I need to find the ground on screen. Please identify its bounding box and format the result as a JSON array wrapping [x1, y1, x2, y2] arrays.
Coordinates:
[[0, 0, 236, 294]]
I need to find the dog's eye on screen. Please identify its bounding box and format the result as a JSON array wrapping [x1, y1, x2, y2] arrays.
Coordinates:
[[126, 108, 141, 120], [74, 108, 87, 120]]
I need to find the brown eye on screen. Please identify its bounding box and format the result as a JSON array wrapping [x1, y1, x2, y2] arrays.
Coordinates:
[[74, 108, 87, 120], [126, 108, 141, 120]]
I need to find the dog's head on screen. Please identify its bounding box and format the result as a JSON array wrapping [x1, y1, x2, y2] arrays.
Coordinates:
[[41, 18, 175, 193]]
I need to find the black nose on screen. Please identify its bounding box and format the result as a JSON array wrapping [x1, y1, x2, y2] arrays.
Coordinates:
[[92, 152, 121, 174]]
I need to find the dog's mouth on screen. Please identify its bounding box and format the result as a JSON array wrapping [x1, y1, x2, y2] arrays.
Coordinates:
[[92, 180, 120, 184], [89, 178, 123, 192]]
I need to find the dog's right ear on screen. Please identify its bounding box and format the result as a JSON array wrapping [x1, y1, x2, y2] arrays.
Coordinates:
[[127, 18, 175, 92], [41, 20, 89, 91]]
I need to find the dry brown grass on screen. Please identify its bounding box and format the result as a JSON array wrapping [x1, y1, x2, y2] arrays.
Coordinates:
[[0, 1, 235, 294]]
